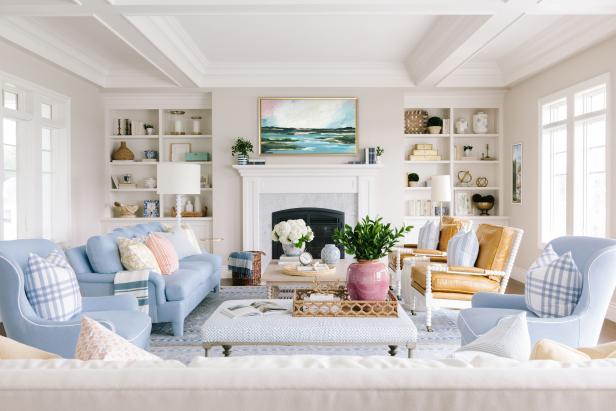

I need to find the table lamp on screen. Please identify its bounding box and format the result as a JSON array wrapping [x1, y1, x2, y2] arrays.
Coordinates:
[[431, 175, 451, 223], [157, 162, 201, 228]]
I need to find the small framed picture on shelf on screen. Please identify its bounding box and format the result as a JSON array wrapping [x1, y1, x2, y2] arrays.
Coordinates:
[[455, 192, 473, 216], [143, 200, 160, 218], [120, 174, 132, 184], [111, 175, 119, 189], [512, 143, 522, 204], [170, 143, 191, 162]]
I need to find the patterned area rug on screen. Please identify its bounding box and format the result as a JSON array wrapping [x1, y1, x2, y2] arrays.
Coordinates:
[[150, 286, 461, 363]]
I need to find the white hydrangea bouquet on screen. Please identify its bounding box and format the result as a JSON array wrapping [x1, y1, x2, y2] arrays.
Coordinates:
[[272, 219, 314, 253]]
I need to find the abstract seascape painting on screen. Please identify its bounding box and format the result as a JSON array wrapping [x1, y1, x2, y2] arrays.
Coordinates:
[[259, 98, 357, 155]]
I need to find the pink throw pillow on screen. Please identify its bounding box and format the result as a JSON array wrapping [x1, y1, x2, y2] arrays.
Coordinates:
[[146, 233, 179, 274], [75, 317, 159, 361]]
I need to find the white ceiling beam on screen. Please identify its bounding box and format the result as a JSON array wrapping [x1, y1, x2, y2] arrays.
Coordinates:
[[406, 0, 539, 87]]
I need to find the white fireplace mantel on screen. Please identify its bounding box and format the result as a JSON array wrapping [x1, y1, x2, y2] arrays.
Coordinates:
[[233, 164, 382, 251]]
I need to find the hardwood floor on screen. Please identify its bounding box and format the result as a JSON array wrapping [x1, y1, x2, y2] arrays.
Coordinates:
[[2, 279, 615, 343]]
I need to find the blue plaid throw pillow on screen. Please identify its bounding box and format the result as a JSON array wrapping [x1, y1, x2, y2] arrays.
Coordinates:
[[24, 250, 82, 321], [525, 246, 582, 318]]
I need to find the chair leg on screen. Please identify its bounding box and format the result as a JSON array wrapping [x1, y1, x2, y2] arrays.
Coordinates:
[[213, 284, 220, 293], [172, 320, 184, 337], [426, 266, 433, 332], [411, 294, 417, 315]]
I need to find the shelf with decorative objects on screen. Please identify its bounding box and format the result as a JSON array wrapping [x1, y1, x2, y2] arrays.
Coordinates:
[[401, 94, 507, 242], [103, 93, 217, 252]]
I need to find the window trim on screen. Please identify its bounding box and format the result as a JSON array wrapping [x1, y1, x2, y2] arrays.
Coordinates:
[[537, 73, 611, 248], [0, 70, 71, 243]]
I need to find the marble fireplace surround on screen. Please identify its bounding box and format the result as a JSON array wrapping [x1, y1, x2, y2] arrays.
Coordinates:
[[233, 164, 382, 261]]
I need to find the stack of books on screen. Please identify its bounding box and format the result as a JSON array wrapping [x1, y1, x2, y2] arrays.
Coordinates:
[[408, 144, 442, 161], [407, 199, 433, 216], [278, 255, 299, 265]]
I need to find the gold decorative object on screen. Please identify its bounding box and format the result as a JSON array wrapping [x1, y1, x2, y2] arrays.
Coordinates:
[[292, 286, 398, 318], [113, 201, 138, 218], [112, 141, 135, 160], [476, 177, 489, 187], [475, 201, 494, 216], [457, 170, 472, 186], [404, 109, 429, 134], [481, 143, 496, 161], [171, 207, 203, 218]]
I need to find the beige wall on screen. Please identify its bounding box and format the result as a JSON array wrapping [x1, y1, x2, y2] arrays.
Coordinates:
[[0, 38, 105, 245], [504, 35, 616, 274], [211, 88, 406, 260]]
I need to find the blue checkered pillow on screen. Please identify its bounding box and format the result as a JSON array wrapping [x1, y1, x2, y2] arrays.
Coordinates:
[[24, 250, 82, 321], [447, 229, 479, 267], [525, 246, 582, 318]]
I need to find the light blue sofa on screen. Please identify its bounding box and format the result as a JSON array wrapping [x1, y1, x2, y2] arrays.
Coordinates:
[[457, 236, 616, 347], [66, 222, 221, 336], [0, 239, 152, 358]]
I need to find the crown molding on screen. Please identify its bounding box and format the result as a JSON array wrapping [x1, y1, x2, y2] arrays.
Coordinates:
[[200, 62, 413, 87], [499, 16, 616, 86], [438, 61, 503, 87], [0, 17, 108, 86], [102, 91, 212, 108]]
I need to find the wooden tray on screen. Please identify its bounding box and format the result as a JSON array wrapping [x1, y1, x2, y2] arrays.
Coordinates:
[[281, 265, 336, 277], [292, 287, 398, 317]]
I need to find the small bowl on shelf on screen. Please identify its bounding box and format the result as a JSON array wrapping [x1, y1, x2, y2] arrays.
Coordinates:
[[474, 201, 494, 216]]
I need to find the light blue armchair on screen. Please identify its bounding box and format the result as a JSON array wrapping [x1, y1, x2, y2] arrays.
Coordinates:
[[458, 236, 616, 347], [0, 239, 152, 358]]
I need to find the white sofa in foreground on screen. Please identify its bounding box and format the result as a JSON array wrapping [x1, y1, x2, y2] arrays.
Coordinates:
[[1, 355, 616, 411]]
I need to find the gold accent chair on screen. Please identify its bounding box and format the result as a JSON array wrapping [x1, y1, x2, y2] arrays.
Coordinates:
[[389, 216, 471, 301], [404, 224, 524, 332]]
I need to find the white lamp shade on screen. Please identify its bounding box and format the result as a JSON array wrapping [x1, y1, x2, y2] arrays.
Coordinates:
[[431, 175, 451, 202], [157, 163, 201, 195]]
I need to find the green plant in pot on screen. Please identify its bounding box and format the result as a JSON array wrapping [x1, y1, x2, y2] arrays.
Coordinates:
[[426, 116, 443, 134], [333, 216, 412, 301], [408, 172, 420, 187], [376, 146, 384, 164], [472, 194, 495, 215], [231, 138, 254, 165]]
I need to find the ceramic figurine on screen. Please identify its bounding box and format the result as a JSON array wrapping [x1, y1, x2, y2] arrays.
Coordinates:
[[194, 196, 202, 215], [185, 200, 194, 213]]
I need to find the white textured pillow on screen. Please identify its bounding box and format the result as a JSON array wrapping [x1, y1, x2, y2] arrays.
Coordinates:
[[117, 237, 161, 273], [75, 317, 159, 361], [417, 220, 440, 250], [163, 223, 201, 252], [447, 229, 479, 266], [157, 231, 200, 260], [525, 248, 582, 318], [456, 312, 531, 361]]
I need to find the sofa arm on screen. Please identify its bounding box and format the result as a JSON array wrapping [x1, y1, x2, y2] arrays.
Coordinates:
[[76, 272, 115, 284], [147, 271, 168, 305], [82, 295, 138, 312], [199, 252, 222, 271]]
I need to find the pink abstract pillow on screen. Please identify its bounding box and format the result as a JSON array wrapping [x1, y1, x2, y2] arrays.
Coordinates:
[[75, 317, 159, 361], [145, 233, 179, 275]]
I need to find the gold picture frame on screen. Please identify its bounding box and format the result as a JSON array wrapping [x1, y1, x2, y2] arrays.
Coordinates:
[[258, 97, 358, 155], [170, 143, 191, 162]]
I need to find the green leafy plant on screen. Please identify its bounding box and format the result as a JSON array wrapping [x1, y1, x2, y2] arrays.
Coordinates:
[[333, 216, 412, 261], [376, 146, 384, 157], [231, 138, 254, 157], [143, 123, 154, 129], [408, 173, 419, 182], [464, 145, 473, 151], [427, 116, 443, 127]]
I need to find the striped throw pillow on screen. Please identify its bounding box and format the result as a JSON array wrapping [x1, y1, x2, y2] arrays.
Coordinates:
[[417, 220, 440, 250], [447, 229, 479, 267], [145, 233, 179, 275], [24, 250, 82, 321], [525, 247, 582, 318]]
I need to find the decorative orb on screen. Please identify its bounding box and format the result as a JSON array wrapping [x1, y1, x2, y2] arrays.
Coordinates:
[[476, 177, 488, 187], [457, 170, 472, 185]]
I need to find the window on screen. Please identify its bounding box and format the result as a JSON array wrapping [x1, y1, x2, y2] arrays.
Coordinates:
[[0, 73, 70, 242], [540, 75, 609, 244]]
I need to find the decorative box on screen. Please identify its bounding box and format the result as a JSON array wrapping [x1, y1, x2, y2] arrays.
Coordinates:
[[185, 152, 210, 161]]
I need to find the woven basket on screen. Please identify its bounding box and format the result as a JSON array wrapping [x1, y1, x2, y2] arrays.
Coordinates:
[[231, 250, 265, 286]]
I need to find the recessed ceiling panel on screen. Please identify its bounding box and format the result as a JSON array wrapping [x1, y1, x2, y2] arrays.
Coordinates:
[[178, 14, 437, 62]]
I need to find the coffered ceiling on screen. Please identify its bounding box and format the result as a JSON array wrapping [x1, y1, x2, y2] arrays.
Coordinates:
[[0, 0, 615, 88]]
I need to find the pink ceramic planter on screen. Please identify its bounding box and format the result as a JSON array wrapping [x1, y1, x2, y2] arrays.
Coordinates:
[[346, 260, 389, 301]]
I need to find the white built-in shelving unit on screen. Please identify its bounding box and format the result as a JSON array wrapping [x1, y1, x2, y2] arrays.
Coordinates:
[[102, 93, 216, 252], [402, 93, 508, 241]]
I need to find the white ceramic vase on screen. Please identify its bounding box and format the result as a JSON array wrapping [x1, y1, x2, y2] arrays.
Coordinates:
[[321, 244, 341, 265], [472, 112, 488, 134], [282, 243, 305, 257]]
